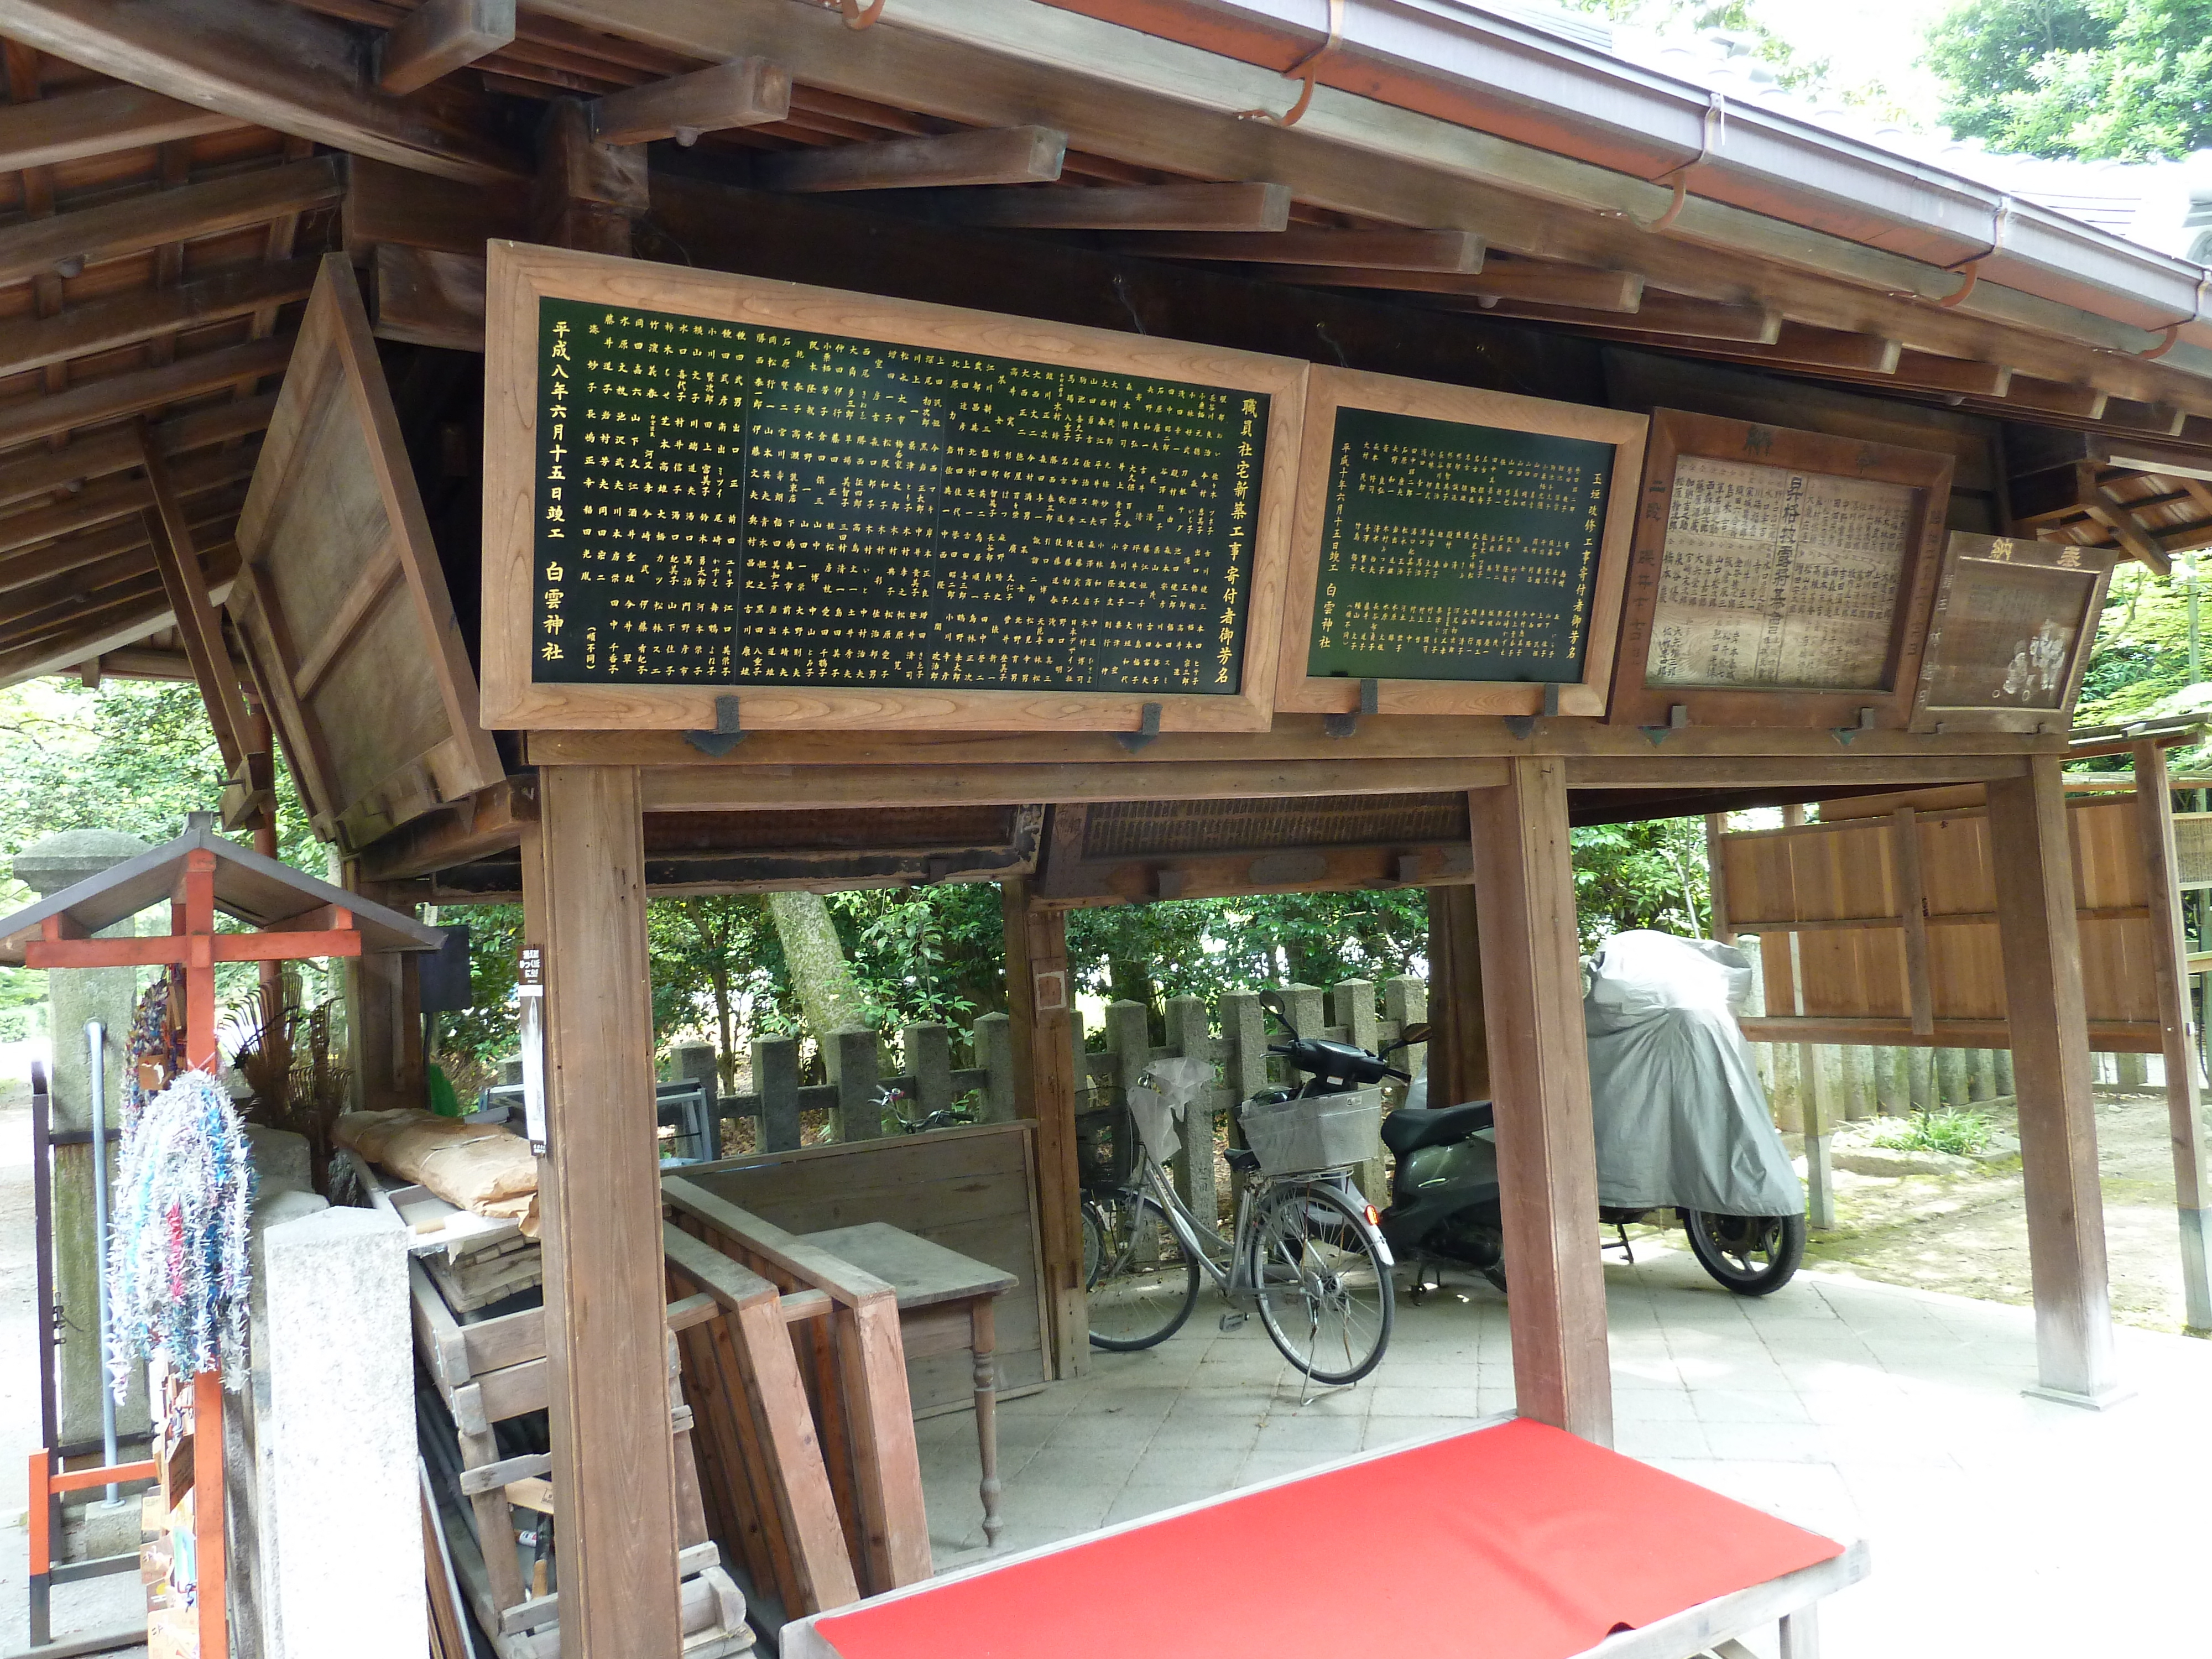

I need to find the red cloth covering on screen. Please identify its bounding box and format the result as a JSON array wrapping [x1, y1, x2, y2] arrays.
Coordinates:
[[814, 1417, 1842, 1659]]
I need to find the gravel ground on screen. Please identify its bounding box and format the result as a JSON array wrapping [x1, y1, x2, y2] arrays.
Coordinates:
[[1798, 1086, 2203, 1334]]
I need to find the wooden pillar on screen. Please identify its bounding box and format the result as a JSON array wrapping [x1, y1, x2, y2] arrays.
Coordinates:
[[1426, 884, 1489, 1104], [532, 97, 646, 254], [1703, 813, 1732, 942], [341, 865, 422, 1110], [1469, 761, 1611, 1444], [1990, 755, 2122, 1406], [2131, 739, 2212, 1333], [523, 765, 683, 1655], [1004, 880, 1086, 1379]]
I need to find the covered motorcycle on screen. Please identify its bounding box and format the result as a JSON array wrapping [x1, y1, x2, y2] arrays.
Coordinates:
[[1585, 930, 1805, 1293]]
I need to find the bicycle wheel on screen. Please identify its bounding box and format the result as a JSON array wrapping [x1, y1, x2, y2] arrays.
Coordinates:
[[1087, 1190, 1201, 1351], [1248, 1180, 1395, 1385], [1681, 1209, 1805, 1297]]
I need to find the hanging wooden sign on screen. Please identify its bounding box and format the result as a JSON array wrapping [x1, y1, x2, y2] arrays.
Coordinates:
[[1608, 409, 1954, 729], [481, 242, 1307, 735], [1273, 367, 1645, 718], [1908, 531, 2114, 734]]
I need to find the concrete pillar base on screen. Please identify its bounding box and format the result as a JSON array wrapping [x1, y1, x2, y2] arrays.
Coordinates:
[[2022, 1383, 2136, 1412]]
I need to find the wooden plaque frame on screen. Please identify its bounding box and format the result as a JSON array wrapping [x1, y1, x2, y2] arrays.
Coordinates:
[[1607, 409, 1955, 730], [1907, 531, 2115, 734], [481, 241, 1308, 734], [1273, 366, 1646, 718]]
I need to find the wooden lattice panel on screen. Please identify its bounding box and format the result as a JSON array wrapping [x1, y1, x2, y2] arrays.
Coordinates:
[[1724, 792, 2160, 1049]]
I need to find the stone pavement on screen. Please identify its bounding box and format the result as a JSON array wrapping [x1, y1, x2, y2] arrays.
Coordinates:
[[919, 1240, 2212, 1657]]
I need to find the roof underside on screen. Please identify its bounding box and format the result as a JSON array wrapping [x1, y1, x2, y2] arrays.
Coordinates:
[[4, 0, 2210, 697]]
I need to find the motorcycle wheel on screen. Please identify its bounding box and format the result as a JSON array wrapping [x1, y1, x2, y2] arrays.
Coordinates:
[[1681, 1209, 1805, 1296], [1087, 1191, 1201, 1350]]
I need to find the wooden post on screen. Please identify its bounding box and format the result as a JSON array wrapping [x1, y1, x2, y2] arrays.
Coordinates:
[[532, 97, 645, 255], [1469, 761, 1610, 1444], [1894, 806, 1934, 1037], [2131, 738, 2212, 1333], [1003, 880, 1086, 1378], [1989, 755, 2123, 1406], [1703, 813, 1732, 942], [340, 865, 421, 1110], [522, 764, 684, 1655], [1777, 810, 1834, 1230], [1426, 884, 1489, 1105]]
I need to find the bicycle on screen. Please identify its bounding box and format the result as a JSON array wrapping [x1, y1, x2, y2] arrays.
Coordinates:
[[873, 1083, 976, 1135], [1080, 1016, 1405, 1387]]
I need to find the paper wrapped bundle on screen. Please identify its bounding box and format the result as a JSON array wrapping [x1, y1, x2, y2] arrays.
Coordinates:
[[334, 1108, 541, 1235]]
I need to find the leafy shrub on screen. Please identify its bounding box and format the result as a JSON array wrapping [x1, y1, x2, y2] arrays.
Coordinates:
[[1870, 1108, 1991, 1157]]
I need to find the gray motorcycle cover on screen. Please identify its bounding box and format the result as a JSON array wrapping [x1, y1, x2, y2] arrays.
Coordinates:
[[1584, 930, 1803, 1218]]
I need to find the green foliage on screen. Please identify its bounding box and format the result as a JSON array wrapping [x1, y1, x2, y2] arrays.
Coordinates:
[[1571, 817, 1710, 950], [1871, 1106, 1993, 1155], [0, 679, 330, 1010], [1924, 0, 2212, 158], [2072, 560, 2212, 773]]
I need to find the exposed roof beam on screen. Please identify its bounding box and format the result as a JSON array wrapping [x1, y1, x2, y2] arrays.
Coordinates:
[[0, 257, 322, 382], [1895, 351, 2012, 397], [378, 0, 515, 95], [1290, 260, 1639, 312], [589, 57, 790, 144], [343, 155, 529, 256], [2100, 397, 2188, 437], [1484, 293, 1782, 343], [0, 336, 293, 452], [0, 557, 238, 690], [2085, 487, 2171, 575], [0, 395, 276, 512], [1111, 226, 1481, 272], [1713, 324, 1903, 374], [0, 157, 344, 288], [2, 0, 529, 183], [759, 126, 1067, 192], [141, 426, 252, 767], [369, 243, 485, 352], [0, 448, 259, 561], [88, 648, 205, 683], [2006, 377, 2111, 422], [0, 488, 248, 597], [0, 81, 247, 171], [943, 180, 1290, 231], [524, 0, 2212, 414]]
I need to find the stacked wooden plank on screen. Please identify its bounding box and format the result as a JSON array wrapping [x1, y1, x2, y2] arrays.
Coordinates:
[[422, 1229, 543, 1313], [662, 1177, 934, 1640]]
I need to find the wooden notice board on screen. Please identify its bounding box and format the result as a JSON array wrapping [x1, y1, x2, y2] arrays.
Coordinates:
[[1274, 367, 1644, 718], [1609, 409, 1953, 729], [482, 242, 1308, 734], [1908, 531, 2114, 734], [229, 255, 504, 851]]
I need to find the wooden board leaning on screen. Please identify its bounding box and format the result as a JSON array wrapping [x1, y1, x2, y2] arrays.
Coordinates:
[[1274, 366, 1645, 719], [1608, 409, 1955, 731], [481, 241, 1309, 736]]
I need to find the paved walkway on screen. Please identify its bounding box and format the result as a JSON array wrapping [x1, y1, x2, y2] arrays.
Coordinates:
[[919, 1241, 2212, 1657]]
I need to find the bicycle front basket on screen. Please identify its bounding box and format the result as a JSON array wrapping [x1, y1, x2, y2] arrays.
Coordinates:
[[1238, 1089, 1381, 1176]]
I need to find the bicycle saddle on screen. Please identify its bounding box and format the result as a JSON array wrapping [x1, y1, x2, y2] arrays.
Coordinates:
[[1380, 1099, 1495, 1158]]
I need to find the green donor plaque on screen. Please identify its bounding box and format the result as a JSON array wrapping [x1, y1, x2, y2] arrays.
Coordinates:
[[1306, 406, 1614, 684], [529, 296, 1267, 695]]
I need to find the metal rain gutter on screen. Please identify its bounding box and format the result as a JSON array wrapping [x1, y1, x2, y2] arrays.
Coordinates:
[[1035, 0, 2212, 346]]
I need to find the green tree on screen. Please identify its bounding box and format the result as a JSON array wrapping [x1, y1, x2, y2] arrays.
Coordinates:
[[1924, 0, 2212, 158], [1571, 818, 1712, 950]]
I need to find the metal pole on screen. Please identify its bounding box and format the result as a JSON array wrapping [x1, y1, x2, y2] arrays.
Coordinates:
[[86, 1019, 118, 1503]]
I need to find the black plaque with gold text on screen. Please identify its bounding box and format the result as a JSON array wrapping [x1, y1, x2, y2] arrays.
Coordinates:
[[529, 297, 1268, 694], [1305, 406, 1613, 684]]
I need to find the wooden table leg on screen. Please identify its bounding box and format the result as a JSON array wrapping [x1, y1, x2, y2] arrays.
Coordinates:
[[1779, 1603, 1820, 1659], [970, 1297, 1003, 1548]]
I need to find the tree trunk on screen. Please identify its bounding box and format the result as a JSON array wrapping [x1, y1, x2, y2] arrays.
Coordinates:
[[765, 890, 872, 1079]]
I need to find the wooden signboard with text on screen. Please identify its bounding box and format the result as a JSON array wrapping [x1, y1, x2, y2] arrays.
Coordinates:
[[1609, 409, 1954, 729], [1274, 368, 1644, 718], [481, 242, 1307, 734], [1908, 531, 2114, 734]]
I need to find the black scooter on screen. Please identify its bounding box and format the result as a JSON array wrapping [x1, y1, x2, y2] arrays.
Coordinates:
[[1377, 1092, 1804, 1297]]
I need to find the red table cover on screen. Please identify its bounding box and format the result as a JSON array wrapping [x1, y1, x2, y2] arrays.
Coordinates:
[[812, 1417, 1842, 1659]]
